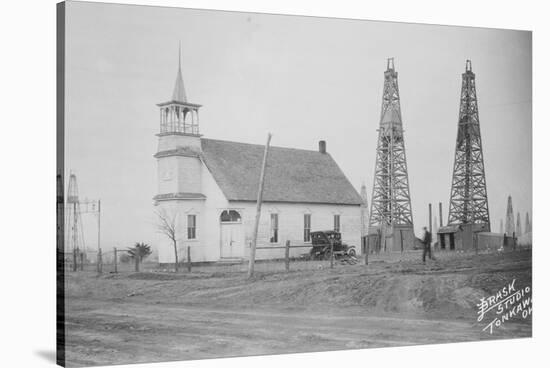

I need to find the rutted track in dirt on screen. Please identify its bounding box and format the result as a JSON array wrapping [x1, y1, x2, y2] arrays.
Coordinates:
[[65, 300, 530, 367], [64, 250, 532, 367]]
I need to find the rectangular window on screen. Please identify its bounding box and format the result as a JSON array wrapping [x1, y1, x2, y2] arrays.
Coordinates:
[[304, 214, 311, 242], [334, 214, 340, 233], [187, 215, 196, 239], [270, 213, 279, 243]]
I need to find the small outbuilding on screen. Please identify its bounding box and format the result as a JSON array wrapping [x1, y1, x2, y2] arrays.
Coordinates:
[[437, 223, 490, 251]]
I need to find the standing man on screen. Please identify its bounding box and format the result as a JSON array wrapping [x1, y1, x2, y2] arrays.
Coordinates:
[[422, 226, 432, 263]]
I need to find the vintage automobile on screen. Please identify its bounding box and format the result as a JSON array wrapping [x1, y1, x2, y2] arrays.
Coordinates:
[[309, 230, 356, 260]]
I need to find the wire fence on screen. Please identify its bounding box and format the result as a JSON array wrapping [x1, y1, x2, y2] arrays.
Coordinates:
[[61, 241, 529, 276]]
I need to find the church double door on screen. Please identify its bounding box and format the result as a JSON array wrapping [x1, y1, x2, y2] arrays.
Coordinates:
[[220, 223, 244, 258]]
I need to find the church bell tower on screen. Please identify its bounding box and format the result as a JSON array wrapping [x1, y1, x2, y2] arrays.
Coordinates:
[[154, 46, 204, 204]]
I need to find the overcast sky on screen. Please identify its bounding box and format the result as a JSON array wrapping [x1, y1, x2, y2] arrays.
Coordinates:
[[65, 1, 532, 249]]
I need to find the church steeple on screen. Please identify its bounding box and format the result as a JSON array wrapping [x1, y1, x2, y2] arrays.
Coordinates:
[[157, 44, 201, 136], [154, 45, 204, 205], [172, 43, 187, 103]]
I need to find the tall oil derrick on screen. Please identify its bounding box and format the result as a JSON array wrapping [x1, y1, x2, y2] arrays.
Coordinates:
[[65, 172, 86, 253], [369, 58, 415, 252], [448, 60, 490, 232]]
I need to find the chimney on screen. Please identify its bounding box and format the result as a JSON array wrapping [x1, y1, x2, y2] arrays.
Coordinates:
[[318, 140, 326, 154]]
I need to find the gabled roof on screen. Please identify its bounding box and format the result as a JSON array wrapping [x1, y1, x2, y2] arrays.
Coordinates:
[[201, 139, 362, 205]]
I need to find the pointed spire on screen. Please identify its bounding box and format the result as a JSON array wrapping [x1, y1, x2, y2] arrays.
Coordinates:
[[171, 42, 188, 103]]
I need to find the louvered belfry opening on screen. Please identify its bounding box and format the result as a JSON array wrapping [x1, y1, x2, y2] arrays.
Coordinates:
[[157, 46, 202, 136]]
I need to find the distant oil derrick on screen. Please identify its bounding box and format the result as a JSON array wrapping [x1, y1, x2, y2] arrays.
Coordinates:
[[65, 172, 85, 252]]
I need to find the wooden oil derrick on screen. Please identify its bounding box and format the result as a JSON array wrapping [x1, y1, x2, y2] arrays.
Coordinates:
[[368, 58, 415, 251], [447, 60, 490, 231]]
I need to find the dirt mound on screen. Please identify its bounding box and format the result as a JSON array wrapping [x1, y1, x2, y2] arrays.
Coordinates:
[[185, 271, 486, 319], [176, 252, 531, 320], [67, 250, 531, 322]]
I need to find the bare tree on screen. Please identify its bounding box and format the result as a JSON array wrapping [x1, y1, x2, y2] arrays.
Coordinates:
[[156, 208, 179, 272]]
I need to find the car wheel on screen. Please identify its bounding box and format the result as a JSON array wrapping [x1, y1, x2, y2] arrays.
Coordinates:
[[323, 249, 332, 260], [348, 249, 356, 258]]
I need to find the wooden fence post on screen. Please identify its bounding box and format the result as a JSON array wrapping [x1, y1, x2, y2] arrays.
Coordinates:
[[97, 248, 103, 274], [364, 236, 369, 265], [285, 240, 290, 272], [80, 252, 84, 271], [187, 246, 192, 273], [113, 247, 118, 273], [72, 248, 77, 272], [330, 238, 334, 269]]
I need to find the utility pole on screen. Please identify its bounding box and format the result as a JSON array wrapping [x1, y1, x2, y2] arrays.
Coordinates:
[[439, 202, 443, 227], [97, 199, 101, 253], [96, 248, 102, 274], [248, 133, 272, 279], [96, 200, 101, 273], [72, 201, 78, 272], [66, 172, 100, 270], [73, 202, 78, 256], [114, 247, 118, 273], [429, 203, 432, 234], [360, 183, 369, 265]]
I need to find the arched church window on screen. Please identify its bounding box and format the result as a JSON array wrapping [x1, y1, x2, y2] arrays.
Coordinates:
[[220, 210, 242, 223]]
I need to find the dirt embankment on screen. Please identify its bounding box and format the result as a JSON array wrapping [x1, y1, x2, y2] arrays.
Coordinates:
[[67, 250, 531, 321]]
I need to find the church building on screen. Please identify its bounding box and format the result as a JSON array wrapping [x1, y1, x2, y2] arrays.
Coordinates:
[[154, 56, 365, 263]]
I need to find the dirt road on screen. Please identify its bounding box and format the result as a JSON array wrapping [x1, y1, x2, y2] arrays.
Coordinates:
[[64, 250, 532, 367]]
